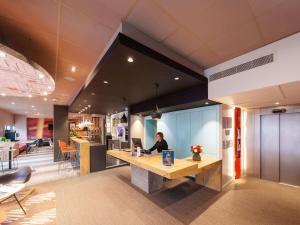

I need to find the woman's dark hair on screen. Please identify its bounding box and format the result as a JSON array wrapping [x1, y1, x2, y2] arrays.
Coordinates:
[[156, 132, 164, 139]]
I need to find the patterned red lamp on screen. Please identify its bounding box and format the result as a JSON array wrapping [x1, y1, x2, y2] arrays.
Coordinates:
[[0, 44, 55, 97]]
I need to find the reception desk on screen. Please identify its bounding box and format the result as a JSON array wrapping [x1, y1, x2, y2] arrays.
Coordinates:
[[107, 149, 222, 193], [70, 138, 106, 176]]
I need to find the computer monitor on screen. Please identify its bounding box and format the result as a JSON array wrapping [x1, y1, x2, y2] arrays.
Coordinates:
[[132, 138, 144, 149]]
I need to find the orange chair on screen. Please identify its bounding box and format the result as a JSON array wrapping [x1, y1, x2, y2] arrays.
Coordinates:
[[58, 140, 78, 168]]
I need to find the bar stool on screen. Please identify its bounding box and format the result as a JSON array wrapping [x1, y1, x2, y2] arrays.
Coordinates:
[[58, 140, 78, 171]]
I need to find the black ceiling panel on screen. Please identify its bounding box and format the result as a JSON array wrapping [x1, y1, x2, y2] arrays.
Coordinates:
[[69, 33, 208, 115]]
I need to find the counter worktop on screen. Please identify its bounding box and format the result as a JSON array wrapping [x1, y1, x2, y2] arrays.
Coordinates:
[[107, 149, 199, 179]]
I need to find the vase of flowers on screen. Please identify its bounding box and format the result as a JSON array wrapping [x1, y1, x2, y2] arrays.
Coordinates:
[[191, 145, 203, 161]]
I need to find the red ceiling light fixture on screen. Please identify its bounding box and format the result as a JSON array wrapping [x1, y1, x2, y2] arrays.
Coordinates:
[[0, 44, 55, 97]]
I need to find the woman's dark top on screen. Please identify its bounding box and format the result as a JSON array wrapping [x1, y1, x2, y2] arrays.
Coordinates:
[[148, 139, 168, 153]]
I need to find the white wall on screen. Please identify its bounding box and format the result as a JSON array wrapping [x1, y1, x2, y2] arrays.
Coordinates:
[[14, 115, 27, 141], [0, 109, 14, 136], [205, 32, 300, 100], [130, 115, 144, 147], [221, 105, 235, 184]]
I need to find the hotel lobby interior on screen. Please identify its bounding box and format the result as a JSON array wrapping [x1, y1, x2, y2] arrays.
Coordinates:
[[0, 1, 300, 224]]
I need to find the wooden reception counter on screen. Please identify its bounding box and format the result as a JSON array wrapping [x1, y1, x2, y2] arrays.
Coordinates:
[[107, 149, 222, 193]]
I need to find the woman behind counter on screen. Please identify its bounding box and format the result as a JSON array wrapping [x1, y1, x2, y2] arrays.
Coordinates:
[[148, 132, 168, 153]]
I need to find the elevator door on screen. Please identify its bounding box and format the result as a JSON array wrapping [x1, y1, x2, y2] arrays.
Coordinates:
[[261, 114, 279, 182], [279, 113, 300, 186]]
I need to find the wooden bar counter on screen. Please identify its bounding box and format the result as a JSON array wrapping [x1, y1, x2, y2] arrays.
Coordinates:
[[70, 137, 90, 176], [107, 149, 222, 193]]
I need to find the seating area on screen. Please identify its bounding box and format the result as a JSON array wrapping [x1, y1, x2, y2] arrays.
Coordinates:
[[0, 166, 33, 215], [1, 1, 300, 225], [0, 138, 54, 173]]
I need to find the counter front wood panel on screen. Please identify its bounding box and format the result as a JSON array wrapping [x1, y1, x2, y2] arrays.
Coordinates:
[[107, 149, 198, 179], [70, 138, 90, 175]]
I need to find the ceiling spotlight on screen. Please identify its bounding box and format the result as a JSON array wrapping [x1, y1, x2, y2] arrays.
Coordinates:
[[91, 92, 95, 96], [43, 97, 47, 101], [205, 102, 209, 105], [127, 57, 134, 63], [11, 102, 15, 105], [43, 91, 48, 96], [0, 51, 6, 58], [38, 73, 45, 79], [64, 76, 76, 82], [28, 94, 32, 98], [48, 86, 52, 90], [88, 105, 91, 108], [31, 105, 35, 108], [275, 102, 280, 105], [103, 81, 108, 84], [174, 77, 179, 80], [71, 66, 76, 72], [85, 107, 88, 109], [1, 93, 6, 97]]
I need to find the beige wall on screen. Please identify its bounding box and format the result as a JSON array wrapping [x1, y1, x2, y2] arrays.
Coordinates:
[[130, 115, 144, 147], [14, 115, 27, 141], [205, 32, 300, 100], [0, 109, 14, 137]]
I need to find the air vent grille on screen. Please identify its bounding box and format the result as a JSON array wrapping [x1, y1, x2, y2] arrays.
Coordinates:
[[209, 54, 274, 82]]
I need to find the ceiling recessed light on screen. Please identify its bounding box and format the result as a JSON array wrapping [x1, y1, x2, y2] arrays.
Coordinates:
[[205, 102, 209, 105], [71, 66, 76, 72], [0, 51, 6, 58], [43, 97, 47, 101], [11, 102, 15, 105], [174, 77, 179, 80], [28, 94, 32, 98], [127, 57, 134, 63], [88, 105, 91, 108], [85, 107, 88, 109], [43, 91, 48, 96], [31, 105, 35, 108], [275, 102, 280, 105], [91, 92, 95, 96], [38, 73, 44, 79], [103, 81, 108, 84], [64, 76, 76, 82], [83, 99, 87, 103], [1, 93, 6, 97]]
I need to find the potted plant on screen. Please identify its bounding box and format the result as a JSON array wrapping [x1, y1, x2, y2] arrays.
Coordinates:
[[191, 145, 203, 161]]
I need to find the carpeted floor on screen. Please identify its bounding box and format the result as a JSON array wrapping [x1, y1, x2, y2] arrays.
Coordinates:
[[2, 166, 300, 225], [1, 186, 56, 225]]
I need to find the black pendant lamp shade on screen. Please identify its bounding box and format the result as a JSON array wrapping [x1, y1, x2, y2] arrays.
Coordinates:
[[121, 113, 128, 123], [151, 83, 162, 120], [151, 105, 162, 120]]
